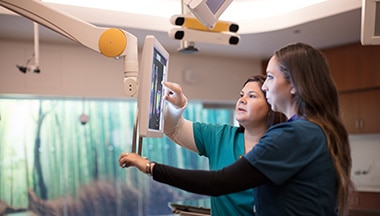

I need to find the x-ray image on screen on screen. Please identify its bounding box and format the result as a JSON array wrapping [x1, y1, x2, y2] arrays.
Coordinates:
[[148, 49, 166, 130]]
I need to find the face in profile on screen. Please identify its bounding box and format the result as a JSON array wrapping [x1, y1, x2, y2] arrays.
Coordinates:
[[263, 56, 294, 117], [235, 81, 269, 128]]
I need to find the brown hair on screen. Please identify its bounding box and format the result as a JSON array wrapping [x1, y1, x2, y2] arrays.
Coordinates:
[[274, 43, 353, 216]]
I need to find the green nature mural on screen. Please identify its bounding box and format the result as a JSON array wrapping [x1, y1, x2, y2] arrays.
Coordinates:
[[0, 97, 233, 215]]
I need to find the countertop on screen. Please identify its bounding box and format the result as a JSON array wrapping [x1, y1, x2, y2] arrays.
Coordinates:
[[354, 186, 380, 193]]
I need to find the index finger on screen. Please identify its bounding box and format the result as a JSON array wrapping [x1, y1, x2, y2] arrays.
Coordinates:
[[162, 82, 179, 91]]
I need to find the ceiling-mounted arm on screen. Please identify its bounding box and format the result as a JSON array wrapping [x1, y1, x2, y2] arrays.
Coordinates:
[[178, 0, 199, 53], [0, 0, 139, 97]]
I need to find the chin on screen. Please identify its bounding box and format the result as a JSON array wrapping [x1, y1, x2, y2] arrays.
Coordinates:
[[235, 118, 243, 124]]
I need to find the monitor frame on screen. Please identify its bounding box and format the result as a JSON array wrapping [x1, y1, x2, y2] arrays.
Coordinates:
[[137, 35, 169, 138], [361, 0, 380, 45], [184, 0, 233, 29]]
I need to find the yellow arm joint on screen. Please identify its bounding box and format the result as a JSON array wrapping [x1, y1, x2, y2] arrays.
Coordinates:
[[98, 28, 127, 58]]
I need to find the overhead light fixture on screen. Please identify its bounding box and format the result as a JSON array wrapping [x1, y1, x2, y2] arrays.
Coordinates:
[[16, 64, 40, 73], [170, 0, 239, 53], [176, 0, 199, 54], [184, 0, 233, 29], [178, 40, 199, 54], [16, 65, 27, 73], [16, 22, 41, 74]]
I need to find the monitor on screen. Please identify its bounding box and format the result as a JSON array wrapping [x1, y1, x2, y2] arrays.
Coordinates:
[[184, 0, 233, 29], [361, 0, 380, 45], [138, 35, 169, 138]]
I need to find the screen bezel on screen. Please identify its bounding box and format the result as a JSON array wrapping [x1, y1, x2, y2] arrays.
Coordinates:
[[185, 0, 233, 29], [361, 0, 380, 45], [138, 35, 169, 138]]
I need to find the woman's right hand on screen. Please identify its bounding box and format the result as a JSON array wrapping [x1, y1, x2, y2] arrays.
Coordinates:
[[163, 81, 187, 109]]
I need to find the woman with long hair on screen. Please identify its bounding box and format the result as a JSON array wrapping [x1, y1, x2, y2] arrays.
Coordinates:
[[119, 43, 353, 216]]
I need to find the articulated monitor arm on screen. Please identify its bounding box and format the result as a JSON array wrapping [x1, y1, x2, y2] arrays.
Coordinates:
[[0, 0, 139, 97]]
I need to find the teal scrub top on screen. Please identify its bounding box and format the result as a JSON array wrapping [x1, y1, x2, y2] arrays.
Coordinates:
[[193, 122, 255, 216]]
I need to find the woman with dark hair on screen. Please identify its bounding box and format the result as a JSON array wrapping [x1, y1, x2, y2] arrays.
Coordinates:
[[120, 43, 353, 216], [161, 75, 286, 215]]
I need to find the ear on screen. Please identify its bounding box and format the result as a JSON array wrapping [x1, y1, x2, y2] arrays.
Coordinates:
[[290, 86, 296, 95]]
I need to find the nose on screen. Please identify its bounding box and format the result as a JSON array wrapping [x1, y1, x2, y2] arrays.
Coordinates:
[[238, 97, 247, 104], [262, 80, 268, 92]]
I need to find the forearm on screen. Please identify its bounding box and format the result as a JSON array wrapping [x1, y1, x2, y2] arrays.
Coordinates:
[[152, 157, 267, 196], [164, 102, 198, 153], [164, 102, 186, 134]]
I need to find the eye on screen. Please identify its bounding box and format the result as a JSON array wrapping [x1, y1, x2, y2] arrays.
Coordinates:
[[239, 93, 244, 98], [267, 74, 274, 80], [249, 94, 257, 98]]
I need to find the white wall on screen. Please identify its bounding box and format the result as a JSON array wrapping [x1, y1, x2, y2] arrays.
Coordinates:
[[0, 39, 260, 103], [350, 134, 380, 192]]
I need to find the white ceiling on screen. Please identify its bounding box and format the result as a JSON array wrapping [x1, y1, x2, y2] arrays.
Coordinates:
[[0, 0, 363, 59]]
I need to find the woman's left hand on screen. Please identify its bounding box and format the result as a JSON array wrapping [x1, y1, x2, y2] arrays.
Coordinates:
[[119, 152, 150, 173]]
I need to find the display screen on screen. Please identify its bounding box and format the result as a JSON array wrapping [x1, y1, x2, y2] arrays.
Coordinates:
[[206, 0, 225, 14], [148, 48, 167, 131], [138, 35, 169, 138]]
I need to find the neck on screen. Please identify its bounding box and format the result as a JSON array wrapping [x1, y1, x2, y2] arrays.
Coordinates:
[[285, 104, 298, 119], [243, 126, 267, 153]]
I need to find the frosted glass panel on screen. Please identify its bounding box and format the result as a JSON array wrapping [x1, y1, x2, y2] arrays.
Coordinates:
[[0, 97, 232, 215]]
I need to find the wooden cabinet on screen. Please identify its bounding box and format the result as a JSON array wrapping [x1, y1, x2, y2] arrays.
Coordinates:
[[339, 89, 380, 134], [323, 43, 380, 91], [349, 191, 380, 216]]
